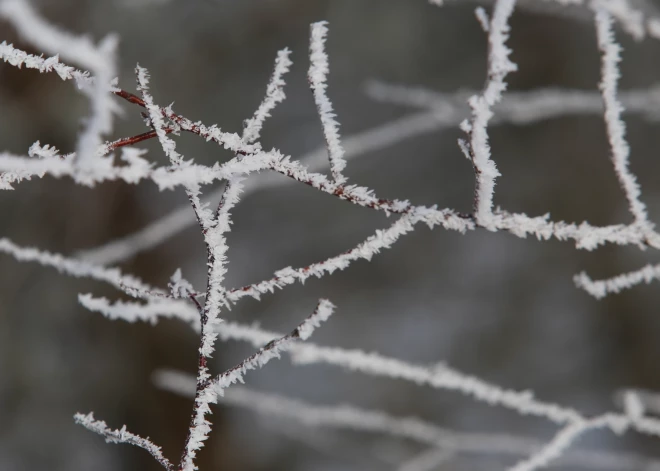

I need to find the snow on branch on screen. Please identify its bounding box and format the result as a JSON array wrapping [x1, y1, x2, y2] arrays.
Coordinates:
[[0, 237, 157, 293], [574, 263, 660, 298], [226, 211, 453, 303], [178, 299, 334, 471], [77, 77, 660, 264], [212, 299, 334, 393], [366, 80, 660, 123], [73, 412, 174, 471], [595, 8, 650, 227], [74, 109, 461, 265], [429, 0, 655, 41], [0, 41, 90, 84], [75, 289, 660, 463], [0, 0, 119, 179], [461, 0, 518, 230], [0, 0, 113, 72], [308, 21, 348, 185], [78, 293, 200, 330], [136, 65, 184, 166], [0, 138, 284, 190], [5, 1, 660, 468], [156, 372, 660, 471], [211, 319, 660, 442], [242, 48, 293, 144], [508, 419, 602, 471]]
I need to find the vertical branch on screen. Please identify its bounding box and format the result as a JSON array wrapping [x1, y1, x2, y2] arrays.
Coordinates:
[[242, 48, 293, 144], [309, 21, 348, 185], [594, 8, 650, 227], [134, 64, 236, 471], [460, 0, 518, 230], [174, 174, 244, 471]]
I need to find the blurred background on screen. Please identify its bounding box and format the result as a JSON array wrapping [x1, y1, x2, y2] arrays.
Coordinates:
[[3, 0, 660, 469]]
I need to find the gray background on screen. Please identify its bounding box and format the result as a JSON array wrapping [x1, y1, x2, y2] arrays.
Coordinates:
[[2, 0, 660, 470]]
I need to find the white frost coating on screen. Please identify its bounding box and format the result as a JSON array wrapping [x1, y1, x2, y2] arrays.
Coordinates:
[[574, 263, 660, 298], [0, 0, 113, 72], [463, 0, 518, 230], [76, 77, 660, 264], [75, 110, 455, 264], [592, 0, 645, 40], [309, 21, 347, 184], [214, 320, 580, 425], [0, 237, 156, 293], [191, 320, 660, 445], [0, 41, 90, 84], [156, 371, 660, 471], [475, 7, 491, 32], [198, 178, 245, 359], [508, 419, 601, 471], [296, 298, 335, 340], [0, 147, 152, 189], [179, 299, 333, 471], [242, 48, 293, 144], [169, 268, 195, 298], [74, 412, 173, 471], [366, 80, 660, 122], [0, 142, 285, 191], [595, 9, 650, 227], [212, 299, 334, 393], [0, 0, 119, 181], [179, 386, 217, 471], [226, 209, 468, 304], [429, 0, 656, 41], [226, 207, 660, 304], [78, 294, 200, 330], [506, 404, 660, 471], [136, 65, 183, 166]]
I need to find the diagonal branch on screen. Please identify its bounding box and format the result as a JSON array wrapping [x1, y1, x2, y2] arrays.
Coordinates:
[[178, 299, 334, 471], [74, 412, 174, 471]]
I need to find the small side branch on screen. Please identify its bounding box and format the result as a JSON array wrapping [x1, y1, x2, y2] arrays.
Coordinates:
[[574, 263, 660, 298], [242, 48, 293, 144], [461, 0, 518, 230], [309, 21, 347, 185], [595, 8, 650, 227], [178, 299, 334, 471], [74, 412, 174, 471]]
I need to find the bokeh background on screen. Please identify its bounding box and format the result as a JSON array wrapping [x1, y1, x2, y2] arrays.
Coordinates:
[[3, 0, 660, 470]]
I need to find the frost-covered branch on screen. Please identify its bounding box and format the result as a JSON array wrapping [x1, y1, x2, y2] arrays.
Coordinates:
[[0, 40, 90, 84], [75, 109, 451, 264], [178, 299, 334, 471], [595, 8, 650, 227], [460, 0, 517, 230], [78, 293, 200, 329], [4, 1, 660, 468], [366, 80, 660, 123], [242, 48, 293, 144], [74, 412, 174, 471], [574, 263, 660, 298], [156, 371, 660, 471], [77, 77, 660, 265], [308, 21, 347, 184], [0, 237, 156, 293], [0, 0, 119, 180], [430, 0, 658, 41]]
